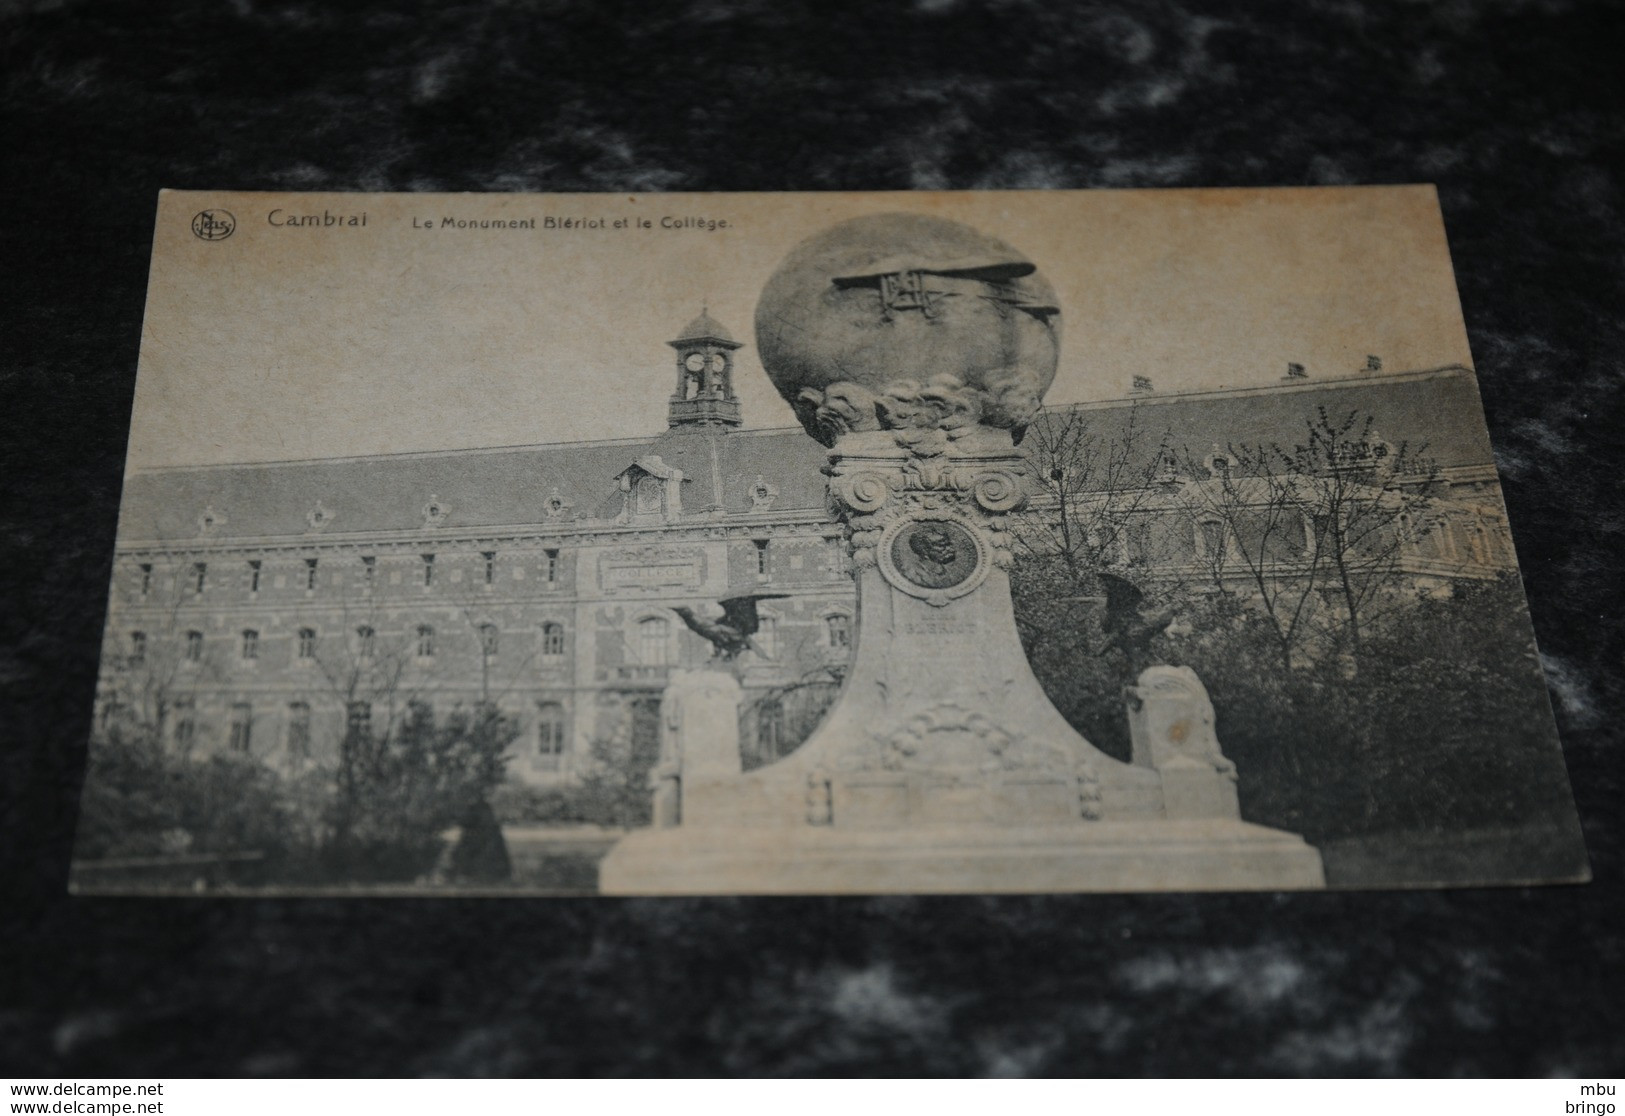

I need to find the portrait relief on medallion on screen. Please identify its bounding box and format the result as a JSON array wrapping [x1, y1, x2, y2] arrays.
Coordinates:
[[888, 520, 981, 592]]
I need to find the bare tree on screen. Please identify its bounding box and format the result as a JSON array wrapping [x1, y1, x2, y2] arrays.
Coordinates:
[[1176, 406, 1442, 671], [1010, 403, 1189, 665]]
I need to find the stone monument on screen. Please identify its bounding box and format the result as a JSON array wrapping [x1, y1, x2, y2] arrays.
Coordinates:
[[599, 214, 1324, 893]]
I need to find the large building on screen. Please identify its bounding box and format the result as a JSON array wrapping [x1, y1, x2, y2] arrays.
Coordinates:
[[96, 315, 1514, 782]]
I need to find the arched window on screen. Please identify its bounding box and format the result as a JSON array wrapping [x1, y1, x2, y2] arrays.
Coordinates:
[[297, 628, 317, 659], [416, 625, 435, 658], [241, 629, 259, 660], [356, 626, 375, 657], [185, 630, 204, 662], [825, 614, 851, 650], [757, 698, 785, 759], [286, 702, 311, 759], [536, 701, 566, 771], [478, 623, 499, 657], [756, 615, 779, 659], [172, 699, 196, 751], [542, 622, 565, 657], [639, 616, 669, 665], [229, 702, 253, 753]]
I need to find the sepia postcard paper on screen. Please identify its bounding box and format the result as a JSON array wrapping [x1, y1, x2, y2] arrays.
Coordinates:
[[74, 187, 1588, 895]]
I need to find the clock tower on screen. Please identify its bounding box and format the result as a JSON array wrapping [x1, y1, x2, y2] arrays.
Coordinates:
[[666, 309, 743, 428]]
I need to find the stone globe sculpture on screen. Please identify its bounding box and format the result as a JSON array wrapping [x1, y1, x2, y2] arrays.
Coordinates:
[[754, 213, 1062, 446]]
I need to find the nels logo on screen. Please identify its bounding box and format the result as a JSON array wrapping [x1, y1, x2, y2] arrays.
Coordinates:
[[190, 209, 236, 241]]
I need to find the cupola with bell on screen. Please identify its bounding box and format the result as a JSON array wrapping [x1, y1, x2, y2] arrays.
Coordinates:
[[667, 309, 743, 428]]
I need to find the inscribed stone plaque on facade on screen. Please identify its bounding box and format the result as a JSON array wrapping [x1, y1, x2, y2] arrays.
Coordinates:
[[72, 188, 1588, 895]]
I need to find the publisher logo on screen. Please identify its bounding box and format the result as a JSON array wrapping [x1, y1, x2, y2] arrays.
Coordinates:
[[191, 209, 236, 241]]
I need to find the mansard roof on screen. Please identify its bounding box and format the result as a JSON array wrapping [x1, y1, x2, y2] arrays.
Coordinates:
[[1031, 365, 1493, 483], [115, 366, 1491, 545]]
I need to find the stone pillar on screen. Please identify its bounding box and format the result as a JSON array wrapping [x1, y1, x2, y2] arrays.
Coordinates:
[[806, 418, 1162, 826], [654, 668, 742, 827], [1125, 666, 1242, 820]]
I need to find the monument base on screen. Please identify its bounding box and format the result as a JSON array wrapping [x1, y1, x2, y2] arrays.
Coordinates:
[[598, 819, 1325, 895]]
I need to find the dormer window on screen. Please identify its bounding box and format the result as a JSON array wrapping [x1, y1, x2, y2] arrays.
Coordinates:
[[636, 474, 663, 515]]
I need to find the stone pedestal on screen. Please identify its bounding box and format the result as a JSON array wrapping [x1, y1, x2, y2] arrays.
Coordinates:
[[599, 427, 1323, 894]]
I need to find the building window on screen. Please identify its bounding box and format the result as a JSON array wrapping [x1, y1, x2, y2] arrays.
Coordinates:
[[139, 563, 152, 596], [756, 615, 779, 659], [356, 625, 375, 657], [297, 627, 317, 659], [346, 701, 372, 739], [185, 630, 203, 662], [825, 614, 851, 650], [129, 630, 147, 664], [241, 629, 259, 660], [536, 701, 566, 771], [172, 699, 196, 751], [542, 622, 565, 657], [1199, 519, 1227, 559], [639, 616, 669, 665], [229, 702, 252, 753], [478, 623, 499, 657], [636, 474, 663, 515], [422, 554, 435, 586], [758, 698, 785, 759], [754, 538, 770, 577], [99, 698, 126, 733], [482, 551, 496, 585], [286, 702, 311, 759], [248, 560, 261, 593], [305, 558, 319, 590], [416, 625, 435, 658], [193, 562, 207, 594], [544, 548, 559, 585], [361, 555, 376, 585]]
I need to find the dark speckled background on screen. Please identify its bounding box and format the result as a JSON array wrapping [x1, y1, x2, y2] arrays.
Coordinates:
[[2, 0, 1621, 1076]]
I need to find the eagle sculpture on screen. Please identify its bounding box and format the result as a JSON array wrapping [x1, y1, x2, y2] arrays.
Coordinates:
[[672, 593, 790, 661], [1098, 573, 1178, 664]]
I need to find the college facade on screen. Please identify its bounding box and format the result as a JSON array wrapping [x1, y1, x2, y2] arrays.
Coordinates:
[[96, 313, 1514, 782]]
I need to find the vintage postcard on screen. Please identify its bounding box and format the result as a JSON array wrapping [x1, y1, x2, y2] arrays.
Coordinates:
[[74, 187, 1588, 894]]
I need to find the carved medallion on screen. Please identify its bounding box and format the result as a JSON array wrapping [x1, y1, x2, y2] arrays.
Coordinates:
[[878, 516, 988, 604]]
